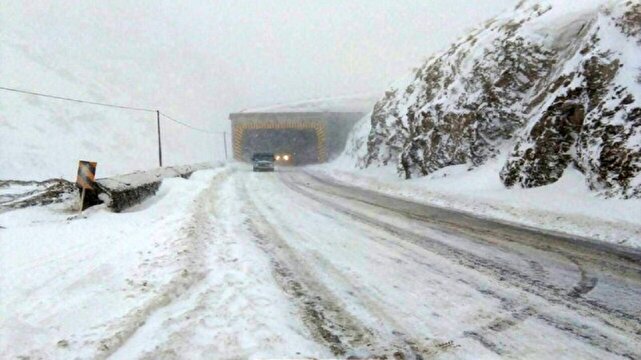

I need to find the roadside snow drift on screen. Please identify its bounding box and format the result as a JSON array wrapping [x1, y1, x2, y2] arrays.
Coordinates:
[[313, 156, 641, 249], [0, 167, 325, 359]]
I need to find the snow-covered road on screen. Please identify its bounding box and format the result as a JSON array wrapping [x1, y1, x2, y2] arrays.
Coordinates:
[[2, 165, 641, 359]]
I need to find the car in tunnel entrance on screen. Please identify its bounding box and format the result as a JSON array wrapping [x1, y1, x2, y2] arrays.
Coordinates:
[[251, 153, 275, 172], [275, 153, 293, 165]]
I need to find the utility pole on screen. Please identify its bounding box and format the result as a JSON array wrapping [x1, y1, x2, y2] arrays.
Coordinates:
[[156, 110, 163, 167], [223, 132, 228, 160]]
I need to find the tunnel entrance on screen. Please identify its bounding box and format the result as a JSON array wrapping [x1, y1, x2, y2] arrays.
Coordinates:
[[242, 128, 319, 165]]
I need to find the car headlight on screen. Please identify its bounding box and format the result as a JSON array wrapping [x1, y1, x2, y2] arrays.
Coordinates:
[[275, 155, 281, 160], [283, 155, 290, 161]]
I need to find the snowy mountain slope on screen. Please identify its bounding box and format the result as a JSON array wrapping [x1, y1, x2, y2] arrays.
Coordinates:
[[0, 31, 222, 181], [0, 39, 155, 180], [352, 0, 641, 198]]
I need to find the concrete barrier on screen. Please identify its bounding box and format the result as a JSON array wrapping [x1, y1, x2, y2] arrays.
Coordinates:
[[95, 163, 219, 212]]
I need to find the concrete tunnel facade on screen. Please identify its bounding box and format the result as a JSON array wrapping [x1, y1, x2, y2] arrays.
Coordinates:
[[229, 112, 363, 165]]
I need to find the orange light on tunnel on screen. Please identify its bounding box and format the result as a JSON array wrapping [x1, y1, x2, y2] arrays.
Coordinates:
[[283, 155, 290, 161], [275, 155, 281, 160]]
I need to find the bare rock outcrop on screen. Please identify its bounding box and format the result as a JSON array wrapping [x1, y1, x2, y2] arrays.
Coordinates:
[[356, 0, 641, 198]]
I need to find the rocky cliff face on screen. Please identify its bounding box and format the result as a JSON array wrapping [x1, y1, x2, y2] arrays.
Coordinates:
[[357, 0, 641, 198]]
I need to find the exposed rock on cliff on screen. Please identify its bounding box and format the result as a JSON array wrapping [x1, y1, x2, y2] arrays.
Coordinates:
[[356, 0, 641, 198]]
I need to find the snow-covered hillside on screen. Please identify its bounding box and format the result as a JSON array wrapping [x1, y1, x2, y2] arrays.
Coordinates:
[[0, 32, 223, 181], [350, 0, 641, 199]]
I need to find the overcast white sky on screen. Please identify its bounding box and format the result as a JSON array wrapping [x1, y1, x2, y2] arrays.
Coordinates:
[[4, 0, 518, 132]]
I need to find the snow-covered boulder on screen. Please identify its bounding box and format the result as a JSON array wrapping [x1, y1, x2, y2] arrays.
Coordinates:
[[355, 0, 641, 198]]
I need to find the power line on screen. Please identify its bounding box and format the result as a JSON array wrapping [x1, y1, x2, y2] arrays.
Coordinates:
[[0, 85, 219, 134], [1, 84, 228, 167], [0, 85, 156, 113], [158, 112, 217, 134]]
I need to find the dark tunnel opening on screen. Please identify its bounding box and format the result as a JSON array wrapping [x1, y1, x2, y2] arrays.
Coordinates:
[[242, 128, 319, 165]]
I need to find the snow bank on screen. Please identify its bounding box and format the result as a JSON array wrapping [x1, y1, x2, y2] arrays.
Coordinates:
[[110, 166, 329, 359], [0, 165, 329, 358], [313, 149, 641, 249], [0, 168, 223, 358], [96, 162, 221, 212]]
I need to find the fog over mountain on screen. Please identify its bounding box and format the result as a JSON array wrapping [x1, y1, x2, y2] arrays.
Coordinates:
[[2, 0, 517, 133]]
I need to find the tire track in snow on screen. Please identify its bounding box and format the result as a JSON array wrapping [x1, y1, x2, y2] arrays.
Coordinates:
[[238, 175, 423, 358], [289, 172, 641, 327], [281, 173, 641, 359], [567, 256, 599, 298], [247, 173, 478, 358], [279, 176, 536, 356], [93, 169, 230, 359], [306, 250, 463, 358], [297, 172, 557, 287], [304, 171, 641, 277]]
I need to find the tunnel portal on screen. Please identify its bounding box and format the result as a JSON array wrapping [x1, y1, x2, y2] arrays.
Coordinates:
[[229, 112, 363, 165], [242, 128, 319, 165]]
